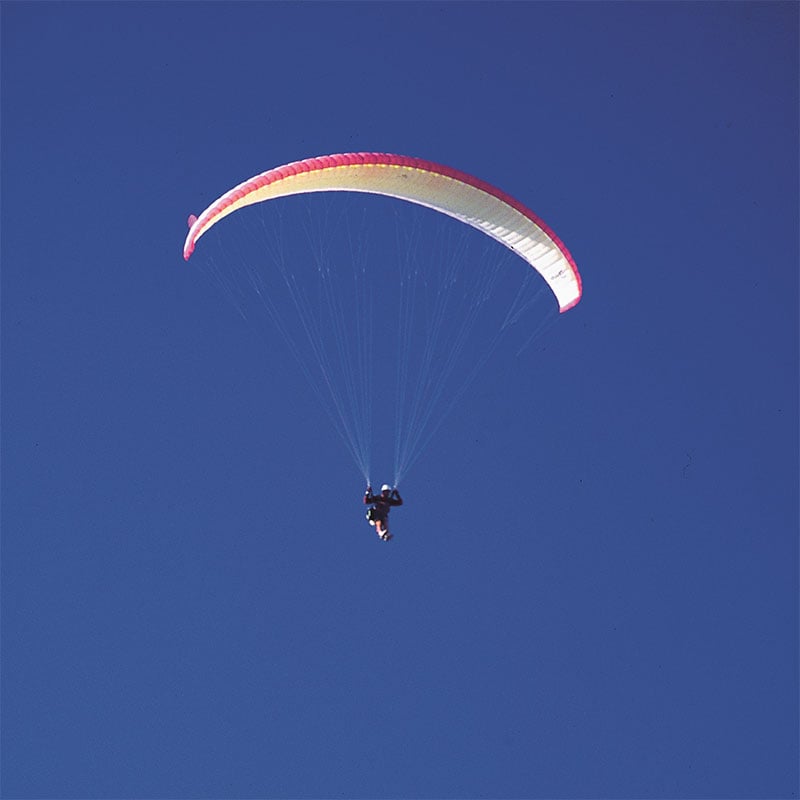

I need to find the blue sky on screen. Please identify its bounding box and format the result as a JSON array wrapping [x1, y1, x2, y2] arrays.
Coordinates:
[[2, 2, 797, 798]]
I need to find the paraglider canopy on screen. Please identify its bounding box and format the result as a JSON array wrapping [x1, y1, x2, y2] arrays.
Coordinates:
[[184, 152, 581, 312]]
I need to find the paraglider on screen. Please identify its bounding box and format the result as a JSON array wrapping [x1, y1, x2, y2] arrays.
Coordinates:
[[184, 153, 581, 525], [364, 484, 403, 541]]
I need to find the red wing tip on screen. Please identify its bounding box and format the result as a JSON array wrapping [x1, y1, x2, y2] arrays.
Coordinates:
[[184, 215, 199, 260]]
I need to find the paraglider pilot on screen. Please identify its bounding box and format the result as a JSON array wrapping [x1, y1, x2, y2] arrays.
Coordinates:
[[364, 484, 403, 541]]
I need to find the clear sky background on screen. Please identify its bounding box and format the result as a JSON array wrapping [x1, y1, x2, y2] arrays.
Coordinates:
[[2, 3, 797, 799]]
